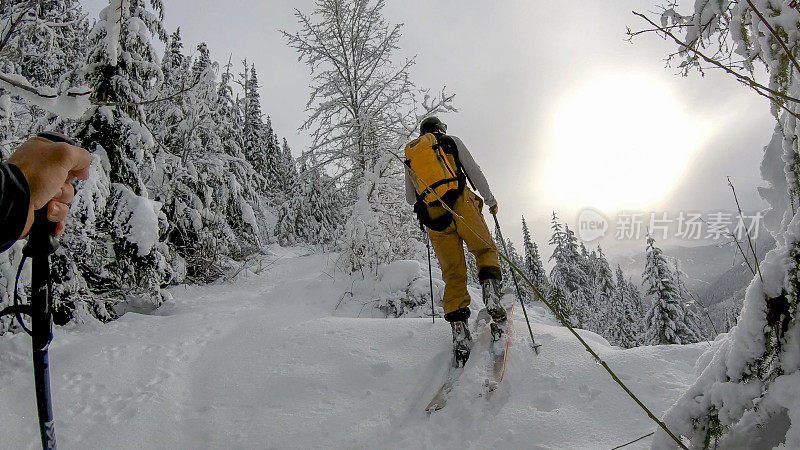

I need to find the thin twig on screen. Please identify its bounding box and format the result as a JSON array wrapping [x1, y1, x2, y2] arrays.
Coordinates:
[[727, 177, 763, 283], [357, 299, 380, 318], [632, 11, 800, 121], [626, 23, 689, 38], [95, 77, 203, 108], [728, 233, 757, 276], [224, 258, 254, 282], [686, 290, 719, 339], [612, 431, 655, 449], [700, 217, 757, 277]]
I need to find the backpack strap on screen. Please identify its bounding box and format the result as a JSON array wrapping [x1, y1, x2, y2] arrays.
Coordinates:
[[437, 134, 477, 191]]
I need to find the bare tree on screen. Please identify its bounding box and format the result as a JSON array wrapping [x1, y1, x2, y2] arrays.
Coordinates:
[[283, 0, 449, 195], [284, 0, 455, 275]]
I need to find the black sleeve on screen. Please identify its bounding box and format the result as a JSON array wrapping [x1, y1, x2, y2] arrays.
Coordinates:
[[0, 162, 30, 252]]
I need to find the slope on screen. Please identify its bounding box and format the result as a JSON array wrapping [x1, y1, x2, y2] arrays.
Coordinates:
[[0, 247, 707, 449]]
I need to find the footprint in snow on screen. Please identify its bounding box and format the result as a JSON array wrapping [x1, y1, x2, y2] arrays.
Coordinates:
[[532, 392, 560, 412], [370, 361, 391, 377], [578, 384, 602, 401]]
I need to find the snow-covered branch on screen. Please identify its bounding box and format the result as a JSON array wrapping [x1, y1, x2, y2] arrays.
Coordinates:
[[0, 72, 91, 119], [632, 11, 800, 121]]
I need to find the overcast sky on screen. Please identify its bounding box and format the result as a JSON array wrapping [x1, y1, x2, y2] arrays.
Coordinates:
[[83, 0, 777, 258]]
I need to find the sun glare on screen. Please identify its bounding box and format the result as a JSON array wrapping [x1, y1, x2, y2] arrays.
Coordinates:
[[540, 74, 711, 212]]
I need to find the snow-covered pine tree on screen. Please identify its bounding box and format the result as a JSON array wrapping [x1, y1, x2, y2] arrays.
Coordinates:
[[721, 297, 742, 333], [466, 251, 479, 287], [522, 215, 549, 300], [567, 225, 592, 327], [641, 232, 700, 345], [0, 0, 90, 331], [672, 259, 708, 342], [492, 224, 524, 298], [592, 246, 617, 342], [577, 243, 601, 333], [581, 243, 596, 279], [281, 137, 298, 193], [263, 117, 295, 202], [145, 32, 257, 282], [0, 0, 89, 142], [238, 62, 274, 191], [275, 152, 343, 246], [548, 213, 588, 326], [211, 57, 270, 254], [548, 213, 571, 321], [66, 0, 176, 321], [625, 272, 646, 318], [214, 57, 244, 158], [337, 155, 393, 275], [614, 264, 641, 348], [157, 29, 187, 147]]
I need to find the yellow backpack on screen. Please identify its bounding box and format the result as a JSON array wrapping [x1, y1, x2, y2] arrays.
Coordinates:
[[404, 133, 465, 230]]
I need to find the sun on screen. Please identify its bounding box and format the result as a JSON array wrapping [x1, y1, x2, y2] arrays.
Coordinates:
[[539, 73, 712, 212]]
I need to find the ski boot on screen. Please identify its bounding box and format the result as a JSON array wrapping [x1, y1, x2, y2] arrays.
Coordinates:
[[446, 308, 473, 368], [450, 320, 472, 367], [481, 278, 507, 342]]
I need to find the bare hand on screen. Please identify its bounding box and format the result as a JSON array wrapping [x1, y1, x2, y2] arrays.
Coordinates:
[[489, 204, 498, 215], [6, 136, 91, 237]]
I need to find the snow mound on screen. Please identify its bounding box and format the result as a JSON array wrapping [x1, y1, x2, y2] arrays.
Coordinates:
[[379, 260, 420, 292]]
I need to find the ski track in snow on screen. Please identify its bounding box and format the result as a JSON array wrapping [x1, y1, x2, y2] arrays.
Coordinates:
[[0, 247, 707, 449]]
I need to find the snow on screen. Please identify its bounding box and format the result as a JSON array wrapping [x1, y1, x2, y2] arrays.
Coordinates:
[[379, 260, 420, 292], [0, 248, 707, 449], [98, 0, 125, 65], [0, 73, 92, 120], [238, 197, 260, 239], [113, 184, 161, 256]]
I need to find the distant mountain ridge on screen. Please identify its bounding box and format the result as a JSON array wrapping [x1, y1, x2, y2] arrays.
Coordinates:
[[610, 231, 774, 306]]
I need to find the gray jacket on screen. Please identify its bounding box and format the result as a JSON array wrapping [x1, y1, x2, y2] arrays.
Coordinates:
[[404, 134, 496, 207]]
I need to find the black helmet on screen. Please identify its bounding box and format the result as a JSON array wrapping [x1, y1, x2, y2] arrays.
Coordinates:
[[420, 116, 447, 135]]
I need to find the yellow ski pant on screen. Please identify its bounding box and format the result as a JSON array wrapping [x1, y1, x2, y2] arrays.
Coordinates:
[[427, 189, 501, 315]]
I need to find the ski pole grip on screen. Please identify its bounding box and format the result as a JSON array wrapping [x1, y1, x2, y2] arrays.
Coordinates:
[[22, 132, 75, 257]]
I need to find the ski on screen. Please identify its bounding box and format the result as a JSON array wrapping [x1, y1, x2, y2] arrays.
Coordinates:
[[425, 360, 463, 412], [426, 315, 480, 412], [486, 301, 515, 392]]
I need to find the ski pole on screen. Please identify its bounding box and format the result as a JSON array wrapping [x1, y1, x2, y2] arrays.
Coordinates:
[[492, 212, 540, 354], [25, 206, 58, 450], [0, 131, 74, 449], [426, 234, 434, 323]]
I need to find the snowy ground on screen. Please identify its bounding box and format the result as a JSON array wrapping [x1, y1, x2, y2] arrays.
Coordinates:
[[0, 247, 708, 449]]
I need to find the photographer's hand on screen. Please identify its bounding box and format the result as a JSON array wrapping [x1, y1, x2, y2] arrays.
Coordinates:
[[6, 137, 91, 237]]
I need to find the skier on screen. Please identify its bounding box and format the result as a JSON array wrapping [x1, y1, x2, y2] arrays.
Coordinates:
[[0, 136, 91, 252], [404, 116, 506, 367]]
